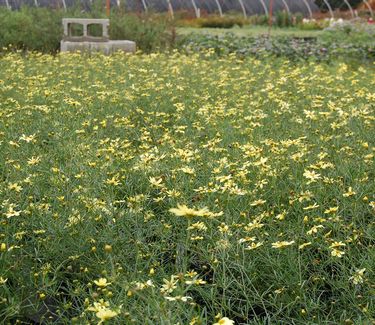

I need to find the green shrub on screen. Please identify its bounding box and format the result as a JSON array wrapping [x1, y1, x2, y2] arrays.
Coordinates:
[[175, 18, 201, 28], [275, 11, 292, 28], [248, 13, 305, 28], [248, 14, 269, 26], [0, 7, 62, 53], [196, 16, 246, 28], [294, 12, 304, 25], [109, 13, 172, 52]]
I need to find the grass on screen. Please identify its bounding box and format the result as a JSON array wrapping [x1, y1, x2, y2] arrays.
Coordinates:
[[0, 52, 374, 324], [177, 26, 325, 38]]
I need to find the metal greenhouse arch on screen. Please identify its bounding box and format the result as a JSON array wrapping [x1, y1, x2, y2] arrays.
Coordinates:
[[1, 0, 373, 18]]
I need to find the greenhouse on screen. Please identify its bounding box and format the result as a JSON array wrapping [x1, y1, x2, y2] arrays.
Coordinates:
[[1, 0, 373, 18], [0, 0, 325, 16]]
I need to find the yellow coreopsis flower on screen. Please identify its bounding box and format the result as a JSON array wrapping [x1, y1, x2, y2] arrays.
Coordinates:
[[27, 156, 41, 166], [331, 248, 345, 258], [0, 277, 8, 285], [298, 242, 312, 250], [343, 187, 356, 197], [169, 204, 210, 218], [96, 308, 118, 324], [245, 242, 263, 250], [94, 278, 111, 288], [5, 206, 21, 218], [7, 183, 22, 192], [213, 317, 235, 325], [149, 176, 164, 187], [185, 278, 207, 285], [250, 199, 266, 206], [19, 134, 36, 143], [271, 241, 295, 249], [349, 268, 366, 285], [324, 206, 339, 214], [105, 176, 120, 186], [161, 275, 178, 294], [0, 243, 6, 252], [329, 241, 346, 249], [303, 170, 321, 183]]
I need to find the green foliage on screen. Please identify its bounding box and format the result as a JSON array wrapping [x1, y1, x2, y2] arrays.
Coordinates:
[[0, 7, 172, 53], [322, 19, 375, 45], [294, 13, 304, 25], [298, 19, 330, 30], [275, 11, 292, 28], [178, 32, 375, 62], [195, 16, 247, 28], [247, 12, 307, 28], [0, 6, 63, 53], [0, 52, 373, 324], [109, 13, 172, 52], [248, 14, 269, 26]]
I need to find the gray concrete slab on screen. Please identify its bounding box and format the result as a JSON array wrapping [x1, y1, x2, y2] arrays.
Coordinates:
[[60, 40, 136, 54]]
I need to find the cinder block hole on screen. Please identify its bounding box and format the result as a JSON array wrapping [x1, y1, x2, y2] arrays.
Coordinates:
[[88, 24, 104, 37], [68, 23, 83, 37]]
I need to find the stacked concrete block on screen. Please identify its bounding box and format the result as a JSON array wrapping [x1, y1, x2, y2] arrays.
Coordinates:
[[60, 18, 136, 54]]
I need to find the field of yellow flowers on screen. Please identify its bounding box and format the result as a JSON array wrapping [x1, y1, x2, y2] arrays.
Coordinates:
[[0, 52, 374, 324]]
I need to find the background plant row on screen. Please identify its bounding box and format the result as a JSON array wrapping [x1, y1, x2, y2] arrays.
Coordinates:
[[0, 6, 374, 62]]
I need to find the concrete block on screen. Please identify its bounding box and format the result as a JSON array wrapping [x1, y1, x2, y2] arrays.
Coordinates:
[[60, 40, 136, 54], [60, 18, 136, 55]]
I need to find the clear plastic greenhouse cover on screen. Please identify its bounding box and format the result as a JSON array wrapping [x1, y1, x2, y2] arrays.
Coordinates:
[[1, 0, 321, 16]]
